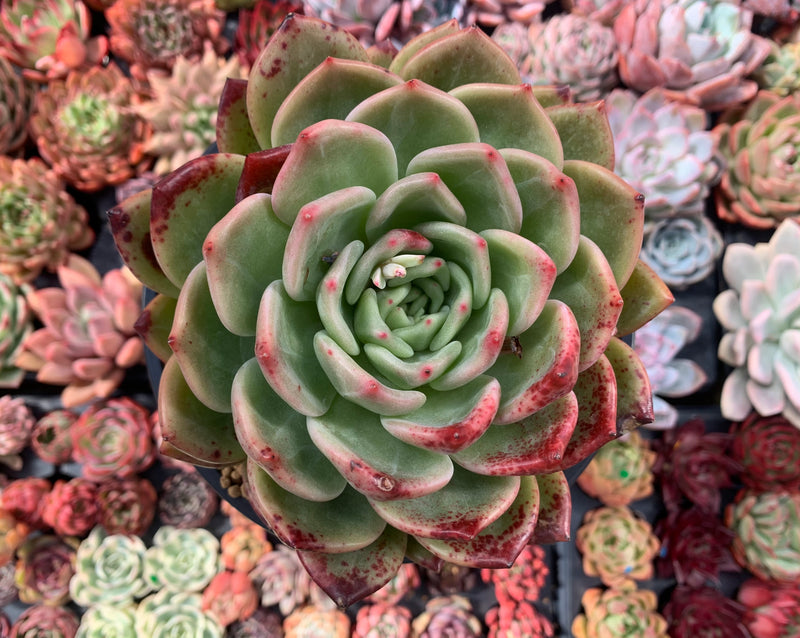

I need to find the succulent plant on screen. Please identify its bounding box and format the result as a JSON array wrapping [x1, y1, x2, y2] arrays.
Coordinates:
[[0, 477, 50, 529], [729, 412, 800, 492], [411, 595, 483, 637], [486, 600, 554, 638], [0, 396, 35, 471], [738, 578, 800, 638], [30, 408, 77, 465], [144, 526, 221, 593], [284, 605, 351, 638], [110, 13, 671, 605], [97, 477, 158, 536], [29, 64, 152, 193], [614, 0, 772, 111], [522, 14, 619, 102], [0, 0, 108, 83], [0, 157, 93, 285], [562, 0, 630, 25], [71, 397, 155, 481], [663, 585, 750, 638], [41, 477, 99, 537], [463, 0, 544, 29], [713, 92, 800, 229], [367, 561, 420, 604], [70, 526, 151, 607], [726, 489, 800, 583], [134, 46, 246, 176], [753, 41, 800, 97], [656, 506, 739, 587], [575, 505, 660, 588], [653, 418, 738, 513], [605, 88, 720, 219], [0, 57, 34, 156], [76, 604, 137, 638], [577, 430, 656, 506], [571, 584, 668, 638], [235, 0, 304, 70], [0, 560, 17, 605], [136, 589, 224, 638], [0, 272, 32, 389], [633, 305, 707, 430], [201, 570, 260, 627], [480, 544, 548, 606], [14, 534, 77, 606], [10, 604, 80, 638], [157, 470, 220, 528], [713, 220, 800, 424], [640, 214, 724, 290], [16, 255, 144, 408], [0, 507, 30, 566], [105, 0, 229, 84], [353, 602, 413, 637], [220, 522, 271, 572], [250, 543, 330, 615], [424, 561, 478, 596], [226, 608, 284, 638]]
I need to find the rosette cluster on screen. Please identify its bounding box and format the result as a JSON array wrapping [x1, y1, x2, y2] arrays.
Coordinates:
[[110, 14, 670, 604]]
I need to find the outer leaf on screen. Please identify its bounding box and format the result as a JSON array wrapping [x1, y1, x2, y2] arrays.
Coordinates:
[[616, 259, 674, 337], [246, 13, 369, 148], [150, 153, 245, 287], [246, 460, 386, 552], [235, 145, 292, 201], [204, 193, 290, 336], [272, 57, 402, 147], [169, 262, 255, 413], [604, 337, 654, 435], [297, 526, 407, 608], [531, 85, 571, 108], [108, 189, 180, 297], [135, 293, 176, 363], [529, 471, 571, 543], [216, 78, 260, 155], [370, 465, 520, 540], [546, 101, 615, 171], [307, 397, 453, 501], [450, 83, 563, 168], [232, 358, 347, 502], [405, 537, 444, 572], [158, 356, 245, 467], [389, 19, 460, 76]]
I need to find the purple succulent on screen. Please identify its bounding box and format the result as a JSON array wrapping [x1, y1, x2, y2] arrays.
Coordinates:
[[663, 585, 750, 638], [14, 534, 78, 606], [411, 595, 483, 638], [158, 470, 219, 528], [10, 604, 80, 638], [30, 409, 77, 465]]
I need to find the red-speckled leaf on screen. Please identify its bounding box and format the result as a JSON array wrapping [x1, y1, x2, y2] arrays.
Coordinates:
[[150, 153, 245, 288], [216, 78, 260, 155], [546, 101, 615, 171], [381, 375, 501, 454], [405, 536, 444, 572], [452, 392, 578, 475], [108, 188, 179, 297], [370, 465, 520, 540], [489, 300, 579, 425], [558, 354, 618, 470], [616, 259, 674, 337], [235, 145, 292, 202], [158, 356, 246, 467], [246, 459, 386, 552], [232, 358, 346, 502], [134, 293, 176, 363], [604, 337, 654, 435], [297, 526, 406, 608], [415, 475, 539, 568], [549, 236, 623, 373], [529, 471, 571, 543], [247, 13, 369, 148]]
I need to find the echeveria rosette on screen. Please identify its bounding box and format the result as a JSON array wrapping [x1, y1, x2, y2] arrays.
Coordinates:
[[663, 585, 750, 638], [738, 578, 800, 638], [729, 412, 800, 492], [284, 605, 351, 638], [97, 477, 158, 536], [10, 605, 80, 638], [143, 526, 221, 593], [410, 595, 482, 638], [31, 409, 77, 465], [753, 42, 800, 98], [571, 585, 668, 638], [480, 543, 548, 606], [0, 272, 31, 389], [201, 570, 259, 627], [0, 477, 50, 529], [0, 396, 35, 471], [353, 602, 412, 638], [14, 534, 78, 606], [109, 14, 671, 605], [486, 601, 554, 638], [76, 605, 137, 638], [135, 589, 224, 638], [713, 220, 800, 426], [158, 470, 220, 528]]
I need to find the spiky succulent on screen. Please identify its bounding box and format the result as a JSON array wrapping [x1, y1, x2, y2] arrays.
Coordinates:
[[0, 57, 34, 155], [713, 220, 800, 426], [110, 14, 670, 605], [614, 0, 771, 111], [713, 91, 800, 228], [29, 64, 152, 192], [0, 156, 93, 285], [571, 585, 668, 638]]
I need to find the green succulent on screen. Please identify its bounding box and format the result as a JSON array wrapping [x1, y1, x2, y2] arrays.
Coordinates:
[[143, 526, 221, 593], [110, 14, 671, 606]]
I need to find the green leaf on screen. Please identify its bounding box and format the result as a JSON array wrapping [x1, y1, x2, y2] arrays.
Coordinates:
[[135, 293, 176, 363], [529, 471, 571, 543], [427, 262, 472, 352], [389, 19, 460, 76], [216, 78, 260, 155], [531, 85, 571, 108], [616, 259, 674, 337], [364, 341, 462, 389], [546, 101, 615, 171], [604, 337, 654, 435], [232, 358, 346, 502], [316, 240, 364, 356], [354, 288, 414, 358]]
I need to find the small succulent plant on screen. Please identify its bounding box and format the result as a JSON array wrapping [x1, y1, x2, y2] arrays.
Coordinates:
[[486, 600, 554, 638], [16, 255, 144, 408], [70, 526, 151, 607], [76, 604, 138, 638], [463, 0, 544, 29], [633, 305, 707, 430], [0, 57, 34, 155], [30, 409, 77, 465], [0, 477, 50, 529], [754, 41, 800, 97], [283, 605, 351, 638], [577, 430, 656, 506], [10, 604, 80, 638], [0, 396, 35, 471], [111, 13, 671, 605], [367, 561, 420, 604], [29, 64, 152, 192], [0, 273, 31, 389], [136, 589, 224, 637], [353, 602, 413, 637], [713, 92, 800, 229], [157, 470, 220, 528], [614, 0, 772, 111], [572, 585, 668, 638], [220, 523, 271, 572], [144, 526, 221, 593], [97, 477, 158, 536], [738, 578, 800, 638], [663, 585, 750, 638], [575, 505, 660, 588], [480, 543, 548, 607], [201, 570, 260, 627], [0, 507, 30, 567], [0, 560, 17, 606], [726, 489, 800, 583], [523, 14, 619, 102], [0, 156, 93, 285], [226, 608, 284, 638], [563, 0, 630, 25], [729, 412, 800, 492], [713, 220, 800, 425], [14, 534, 78, 606], [250, 543, 326, 615], [412, 595, 483, 637], [41, 477, 100, 537]]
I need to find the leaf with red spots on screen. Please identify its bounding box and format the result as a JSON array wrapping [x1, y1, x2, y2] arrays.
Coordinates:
[[216, 78, 260, 155], [135, 293, 176, 363], [529, 471, 571, 543], [235, 145, 292, 201]]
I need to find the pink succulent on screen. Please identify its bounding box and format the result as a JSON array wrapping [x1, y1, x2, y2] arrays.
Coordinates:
[[411, 595, 483, 638], [738, 578, 800, 638], [158, 470, 219, 528], [201, 570, 259, 627], [353, 603, 413, 637], [221, 523, 271, 572], [235, 0, 303, 70], [486, 601, 554, 638], [41, 477, 99, 537], [0, 561, 17, 606], [0, 396, 35, 471], [480, 544, 549, 606], [10, 604, 79, 638], [250, 544, 315, 616], [0, 477, 51, 529], [71, 397, 155, 481], [0, 508, 31, 567], [283, 605, 351, 638], [97, 476, 158, 536], [14, 534, 77, 606], [30, 409, 77, 465]]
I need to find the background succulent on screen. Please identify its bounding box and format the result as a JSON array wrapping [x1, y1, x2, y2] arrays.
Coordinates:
[[111, 13, 669, 605], [157, 470, 220, 529], [0, 57, 34, 156], [571, 585, 668, 638], [353, 602, 413, 637], [234, 0, 303, 70], [480, 543, 548, 606], [10, 604, 80, 638], [486, 600, 554, 638], [96, 477, 158, 536], [729, 412, 800, 492], [738, 578, 800, 638], [0, 477, 50, 529], [30, 409, 77, 465], [713, 220, 800, 425], [143, 526, 221, 593], [0, 156, 93, 285], [753, 41, 800, 97], [713, 91, 800, 229], [283, 605, 351, 638], [411, 595, 483, 637], [220, 523, 271, 572], [76, 604, 138, 638], [0, 273, 31, 389], [135, 589, 224, 637], [562, 0, 630, 25], [0, 395, 34, 471], [14, 534, 77, 606], [42, 477, 100, 537], [463, 0, 545, 29], [663, 585, 750, 638], [201, 570, 260, 627]]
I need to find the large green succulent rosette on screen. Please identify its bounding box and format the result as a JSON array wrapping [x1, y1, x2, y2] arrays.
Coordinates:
[[110, 14, 671, 606]]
